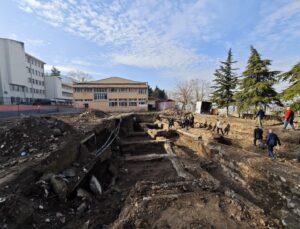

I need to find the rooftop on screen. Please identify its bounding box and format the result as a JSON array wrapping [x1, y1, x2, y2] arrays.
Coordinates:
[[74, 77, 147, 85]]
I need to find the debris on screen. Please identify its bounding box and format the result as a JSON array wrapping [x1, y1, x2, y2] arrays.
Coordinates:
[[45, 218, 51, 223], [0, 197, 6, 203], [62, 168, 76, 177], [77, 202, 88, 214], [89, 175, 102, 196], [20, 151, 29, 157], [38, 205, 44, 210], [56, 212, 66, 224], [77, 188, 92, 201], [53, 128, 62, 137], [50, 175, 68, 201]]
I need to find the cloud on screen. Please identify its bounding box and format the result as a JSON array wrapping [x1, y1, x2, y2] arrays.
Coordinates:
[[251, 0, 300, 51], [17, 0, 219, 73], [26, 39, 49, 46]]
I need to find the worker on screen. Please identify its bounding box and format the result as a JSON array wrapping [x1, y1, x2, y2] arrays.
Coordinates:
[[253, 126, 263, 146], [256, 107, 265, 128], [213, 119, 224, 135], [168, 118, 174, 128], [207, 122, 213, 130], [200, 120, 208, 128], [184, 116, 190, 130], [224, 123, 231, 135], [283, 107, 295, 130], [190, 114, 195, 128], [266, 129, 281, 160]]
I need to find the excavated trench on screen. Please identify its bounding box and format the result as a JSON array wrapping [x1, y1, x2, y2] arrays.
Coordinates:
[[1, 113, 299, 228]]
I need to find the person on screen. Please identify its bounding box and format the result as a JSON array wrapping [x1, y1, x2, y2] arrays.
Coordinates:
[[200, 121, 208, 128], [224, 123, 231, 135], [253, 126, 263, 146], [266, 129, 281, 160], [184, 116, 190, 130], [190, 114, 194, 128], [256, 107, 265, 128], [207, 122, 213, 130], [168, 118, 174, 128], [181, 117, 185, 128], [283, 107, 295, 130], [213, 119, 224, 135]]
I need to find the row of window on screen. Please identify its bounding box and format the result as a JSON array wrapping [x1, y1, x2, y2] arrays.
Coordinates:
[[26, 56, 44, 68], [27, 67, 44, 77], [62, 85, 72, 90], [74, 87, 147, 94], [109, 98, 147, 107], [28, 78, 45, 86], [62, 92, 73, 97], [9, 84, 45, 94]]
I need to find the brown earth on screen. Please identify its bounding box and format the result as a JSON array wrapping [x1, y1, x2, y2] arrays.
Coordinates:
[[0, 110, 299, 229]]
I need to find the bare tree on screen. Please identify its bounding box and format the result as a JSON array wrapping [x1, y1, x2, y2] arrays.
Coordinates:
[[171, 79, 211, 110], [191, 79, 211, 102], [68, 70, 92, 82], [172, 80, 194, 110]]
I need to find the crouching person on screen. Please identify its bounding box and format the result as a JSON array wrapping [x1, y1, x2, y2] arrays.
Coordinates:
[[266, 129, 281, 160]]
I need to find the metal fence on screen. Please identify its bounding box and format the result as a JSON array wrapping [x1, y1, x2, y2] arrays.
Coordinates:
[[0, 104, 85, 119]]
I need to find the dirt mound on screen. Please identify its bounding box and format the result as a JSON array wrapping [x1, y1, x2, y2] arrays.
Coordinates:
[[0, 116, 76, 163], [111, 181, 280, 229], [77, 110, 109, 121]]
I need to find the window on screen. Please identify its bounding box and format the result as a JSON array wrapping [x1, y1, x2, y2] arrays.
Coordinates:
[[119, 88, 129, 92], [94, 88, 107, 92], [129, 88, 137, 93], [35, 80, 38, 84], [129, 98, 137, 106], [109, 99, 118, 107], [42, 82, 45, 86], [26, 67, 30, 73], [35, 70, 38, 75], [109, 88, 118, 92], [138, 98, 146, 105], [39, 81, 41, 85], [138, 88, 146, 94], [94, 93, 107, 100], [28, 78, 31, 83], [119, 98, 127, 107]]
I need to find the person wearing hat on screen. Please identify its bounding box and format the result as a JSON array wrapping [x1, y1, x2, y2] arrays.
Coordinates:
[[284, 107, 295, 130]]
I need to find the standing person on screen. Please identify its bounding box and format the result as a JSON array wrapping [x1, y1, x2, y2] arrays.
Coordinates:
[[184, 116, 190, 130], [168, 118, 174, 129], [256, 107, 265, 128], [181, 117, 185, 128], [253, 126, 263, 146], [266, 129, 281, 160], [216, 119, 224, 135], [224, 123, 231, 135], [190, 114, 195, 128], [283, 107, 296, 130]]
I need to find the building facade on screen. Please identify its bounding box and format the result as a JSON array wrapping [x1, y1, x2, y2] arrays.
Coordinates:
[[45, 75, 73, 103], [0, 38, 46, 104], [73, 77, 148, 112]]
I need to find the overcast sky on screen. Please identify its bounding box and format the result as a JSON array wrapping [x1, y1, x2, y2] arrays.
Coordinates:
[[0, 0, 300, 89]]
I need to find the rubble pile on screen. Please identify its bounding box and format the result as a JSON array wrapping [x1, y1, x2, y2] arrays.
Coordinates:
[[0, 117, 76, 163]]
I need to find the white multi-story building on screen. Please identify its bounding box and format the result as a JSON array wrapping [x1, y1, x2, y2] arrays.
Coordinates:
[[44, 75, 73, 103], [0, 38, 46, 104]]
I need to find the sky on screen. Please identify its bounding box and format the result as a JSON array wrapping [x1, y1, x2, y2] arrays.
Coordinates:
[[0, 0, 300, 90]]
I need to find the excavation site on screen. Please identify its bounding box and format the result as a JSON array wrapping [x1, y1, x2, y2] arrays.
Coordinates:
[[0, 111, 300, 229]]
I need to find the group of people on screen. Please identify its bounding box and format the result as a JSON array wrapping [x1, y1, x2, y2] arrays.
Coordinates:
[[254, 106, 297, 160], [198, 119, 230, 135]]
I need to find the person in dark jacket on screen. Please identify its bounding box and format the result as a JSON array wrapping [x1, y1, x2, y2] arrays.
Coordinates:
[[256, 108, 265, 128], [224, 123, 231, 135], [253, 126, 263, 146], [190, 114, 194, 128], [283, 107, 295, 130], [266, 129, 281, 160]]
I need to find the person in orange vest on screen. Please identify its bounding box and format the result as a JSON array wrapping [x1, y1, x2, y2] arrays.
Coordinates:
[[283, 107, 295, 130]]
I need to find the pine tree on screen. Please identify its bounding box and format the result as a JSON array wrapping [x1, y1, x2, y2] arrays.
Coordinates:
[[50, 66, 60, 76], [280, 62, 300, 101], [280, 62, 300, 111], [235, 46, 280, 112], [211, 48, 237, 115]]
